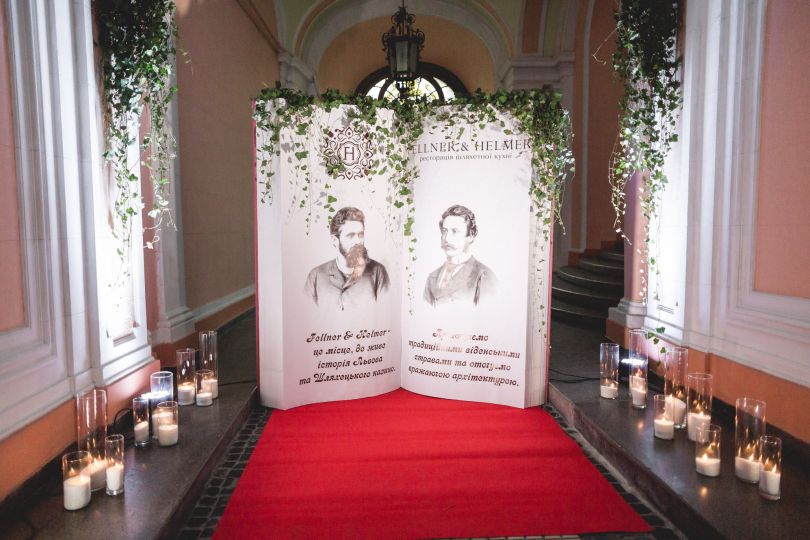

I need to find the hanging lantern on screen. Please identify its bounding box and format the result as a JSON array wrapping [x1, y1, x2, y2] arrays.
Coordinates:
[[381, 1, 425, 83]]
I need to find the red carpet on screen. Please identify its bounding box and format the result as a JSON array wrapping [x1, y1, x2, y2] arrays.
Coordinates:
[[215, 390, 652, 539]]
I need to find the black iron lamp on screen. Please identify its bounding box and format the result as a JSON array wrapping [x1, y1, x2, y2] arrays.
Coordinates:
[[381, 1, 425, 95]]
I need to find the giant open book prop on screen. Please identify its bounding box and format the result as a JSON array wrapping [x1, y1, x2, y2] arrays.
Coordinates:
[[255, 93, 566, 409]]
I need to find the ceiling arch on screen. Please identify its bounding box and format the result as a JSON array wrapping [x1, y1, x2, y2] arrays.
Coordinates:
[[293, 0, 513, 87]]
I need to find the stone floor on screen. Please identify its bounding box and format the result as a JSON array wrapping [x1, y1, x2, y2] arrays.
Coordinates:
[[178, 311, 682, 539]]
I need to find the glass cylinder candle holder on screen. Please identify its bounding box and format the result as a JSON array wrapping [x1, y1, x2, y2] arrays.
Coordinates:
[[132, 397, 150, 448], [735, 397, 766, 483], [653, 394, 674, 440], [176, 348, 197, 406], [199, 330, 219, 398], [105, 434, 124, 496], [599, 343, 619, 399], [62, 450, 92, 511], [156, 401, 179, 447], [686, 373, 713, 441], [628, 359, 648, 409], [664, 347, 688, 428], [695, 424, 722, 477], [76, 388, 107, 491], [758, 435, 781, 500], [196, 369, 214, 406], [149, 371, 174, 440]]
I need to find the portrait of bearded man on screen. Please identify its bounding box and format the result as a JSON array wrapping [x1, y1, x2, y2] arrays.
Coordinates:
[[305, 207, 390, 310]]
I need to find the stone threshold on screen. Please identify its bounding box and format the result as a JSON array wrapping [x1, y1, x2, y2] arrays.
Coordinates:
[[549, 379, 810, 539], [0, 382, 257, 540]]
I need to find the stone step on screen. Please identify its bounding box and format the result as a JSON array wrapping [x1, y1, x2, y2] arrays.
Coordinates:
[[599, 250, 625, 263], [557, 266, 623, 295], [579, 256, 624, 278], [550, 298, 606, 330], [551, 274, 621, 310]]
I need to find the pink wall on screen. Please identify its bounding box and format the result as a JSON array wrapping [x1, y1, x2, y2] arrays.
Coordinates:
[[754, 0, 810, 299], [583, 1, 623, 251], [317, 16, 494, 94], [0, 7, 25, 331], [175, 0, 279, 310]]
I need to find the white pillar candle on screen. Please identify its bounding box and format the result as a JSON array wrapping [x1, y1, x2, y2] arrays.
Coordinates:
[[63, 474, 91, 510], [196, 391, 213, 407], [134, 421, 149, 444], [85, 459, 107, 491], [600, 384, 618, 399], [735, 456, 761, 482], [759, 469, 781, 496], [152, 410, 170, 439], [105, 463, 124, 493], [687, 411, 711, 441], [629, 375, 647, 407], [665, 395, 687, 425], [204, 378, 219, 399], [654, 418, 675, 440], [696, 454, 721, 477], [177, 383, 196, 406], [158, 423, 179, 446]]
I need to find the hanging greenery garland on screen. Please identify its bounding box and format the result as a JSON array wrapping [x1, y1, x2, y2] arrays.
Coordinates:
[[610, 0, 682, 303], [254, 85, 574, 320], [95, 0, 178, 256]]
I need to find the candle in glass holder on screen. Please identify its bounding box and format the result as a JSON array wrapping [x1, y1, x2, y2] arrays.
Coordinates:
[[653, 394, 674, 440], [599, 343, 619, 400], [687, 411, 711, 442], [630, 374, 647, 408], [177, 382, 196, 406], [132, 396, 150, 447], [695, 424, 722, 477], [735, 397, 766, 484], [665, 395, 687, 426], [62, 451, 92, 511], [199, 330, 219, 399], [105, 434, 124, 496], [686, 373, 713, 441], [156, 401, 179, 447], [85, 458, 107, 491], [196, 369, 214, 406], [758, 435, 782, 500]]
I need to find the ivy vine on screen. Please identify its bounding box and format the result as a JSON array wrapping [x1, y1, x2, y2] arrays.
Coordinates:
[[95, 0, 178, 258], [610, 0, 682, 303], [254, 85, 574, 317]]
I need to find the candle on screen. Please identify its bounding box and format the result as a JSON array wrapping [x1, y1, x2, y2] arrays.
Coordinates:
[[665, 395, 687, 425], [105, 463, 124, 493], [687, 411, 711, 441], [696, 453, 721, 477], [178, 382, 196, 406], [63, 474, 91, 510], [158, 423, 179, 446], [205, 378, 219, 399], [759, 468, 781, 497], [134, 421, 149, 444], [654, 417, 675, 440], [630, 375, 647, 407], [85, 459, 107, 491], [196, 391, 213, 407], [152, 410, 171, 439], [735, 456, 761, 483], [600, 383, 618, 399]]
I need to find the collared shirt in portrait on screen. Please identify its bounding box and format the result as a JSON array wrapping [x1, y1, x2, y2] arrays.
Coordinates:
[[423, 256, 496, 307], [305, 259, 390, 310]]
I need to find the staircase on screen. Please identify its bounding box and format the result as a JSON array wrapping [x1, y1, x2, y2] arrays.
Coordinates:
[[551, 247, 624, 330]]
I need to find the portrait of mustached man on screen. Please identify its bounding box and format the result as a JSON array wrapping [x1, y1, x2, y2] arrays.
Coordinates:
[[305, 207, 390, 310], [424, 204, 496, 307]]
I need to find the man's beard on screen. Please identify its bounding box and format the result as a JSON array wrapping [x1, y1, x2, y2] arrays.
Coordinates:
[[341, 244, 369, 287]]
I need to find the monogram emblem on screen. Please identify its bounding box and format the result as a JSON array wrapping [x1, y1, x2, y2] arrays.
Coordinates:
[[323, 126, 375, 180]]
